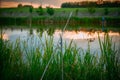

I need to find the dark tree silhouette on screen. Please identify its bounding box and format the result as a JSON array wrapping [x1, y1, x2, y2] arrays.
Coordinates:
[[18, 3, 22, 8], [46, 7, 54, 16], [37, 6, 44, 15], [61, 1, 120, 8]]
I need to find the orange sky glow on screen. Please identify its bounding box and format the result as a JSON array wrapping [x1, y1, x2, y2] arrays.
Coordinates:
[[0, 0, 118, 8], [0, 1, 60, 8]]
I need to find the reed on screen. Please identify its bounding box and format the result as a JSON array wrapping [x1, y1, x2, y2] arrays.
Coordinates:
[[0, 32, 119, 80]]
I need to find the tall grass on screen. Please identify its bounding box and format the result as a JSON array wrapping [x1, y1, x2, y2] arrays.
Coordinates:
[[0, 32, 120, 80]]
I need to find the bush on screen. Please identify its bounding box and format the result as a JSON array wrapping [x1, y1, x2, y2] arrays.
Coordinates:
[[46, 7, 54, 16], [75, 9, 79, 16], [29, 6, 33, 13], [18, 3, 22, 8], [104, 8, 109, 15], [37, 6, 44, 15], [88, 7, 96, 15]]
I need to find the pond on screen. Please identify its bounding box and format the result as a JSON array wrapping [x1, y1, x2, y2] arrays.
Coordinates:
[[1, 26, 120, 54]]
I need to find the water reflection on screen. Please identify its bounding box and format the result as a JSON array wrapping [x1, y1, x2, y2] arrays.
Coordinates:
[[29, 28, 33, 35], [36, 28, 44, 37], [21, 28, 23, 32], [1, 28, 120, 53], [1, 28, 120, 41], [0, 34, 8, 40], [47, 28, 55, 36], [60, 30, 120, 40], [53, 30, 120, 53]]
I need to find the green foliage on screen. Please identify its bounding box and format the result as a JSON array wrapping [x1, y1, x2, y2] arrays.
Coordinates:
[[46, 7, 54, 16], [47, 28, 55, 36], [104, 8, 109, 15], [75, 9, 79, 16], [98, 33, 120, 80], [18, 4, 22, 8], [0, 17, 120, 28], [88, 7, 96, 15], [37, 6, 44, 15], [29, 6, 33, 13], [0, 32, 120, 80], [61, 1, 120, 8]]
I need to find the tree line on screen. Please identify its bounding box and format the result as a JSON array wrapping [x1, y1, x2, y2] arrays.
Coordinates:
[[61, 1, 120, 8], [18, 4, 54, 16]]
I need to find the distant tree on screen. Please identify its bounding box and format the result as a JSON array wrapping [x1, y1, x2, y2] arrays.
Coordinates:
[[104, 8, 109, 15], [75, 9, 79, 16], [29, 6, 33, 13], [88, 7, 96, 15], [18, 3, 22, 8], [24, 5, 33, 8], [61, 1, 120, 8], [46, 7, 54, 16], [37, 6, 44, 15]]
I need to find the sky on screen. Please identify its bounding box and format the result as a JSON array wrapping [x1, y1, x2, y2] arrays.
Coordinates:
[[0, 0, 117, 8]]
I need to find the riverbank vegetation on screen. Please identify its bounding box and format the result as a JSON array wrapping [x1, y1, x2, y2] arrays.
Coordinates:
[[0, 17, 120, 28], [0, 1, 120, 80], [0, 31, 120, 80], [0, 7, 120, 28], [0, 7, 120, 16]]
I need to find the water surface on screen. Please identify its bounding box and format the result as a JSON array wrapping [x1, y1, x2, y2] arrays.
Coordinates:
[[1, 27, 120, 54]]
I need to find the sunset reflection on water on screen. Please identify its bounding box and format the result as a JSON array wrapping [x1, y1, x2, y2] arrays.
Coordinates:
[[0, 34, 8, 40], [54, 30, 120, 53], [1, 28, 120, 53], [1, 29, 120, 41], [54, 30, 120, 40]]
